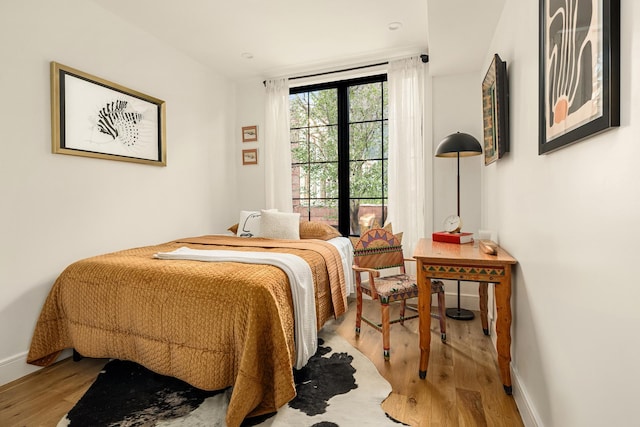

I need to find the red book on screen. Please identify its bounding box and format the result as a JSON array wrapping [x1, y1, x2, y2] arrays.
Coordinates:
[[432, 231, 474, 244]]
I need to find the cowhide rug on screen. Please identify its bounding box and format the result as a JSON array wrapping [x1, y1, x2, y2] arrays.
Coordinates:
[[58, 330, 402, 426]]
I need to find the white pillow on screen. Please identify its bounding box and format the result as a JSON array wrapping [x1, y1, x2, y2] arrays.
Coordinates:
[[260, 210, 300, 239], [237, 209, 277, 237], [237, 210, 261, 237]]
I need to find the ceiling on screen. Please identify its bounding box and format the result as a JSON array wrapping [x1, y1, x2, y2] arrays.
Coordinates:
[[91, 0, 505, 80]]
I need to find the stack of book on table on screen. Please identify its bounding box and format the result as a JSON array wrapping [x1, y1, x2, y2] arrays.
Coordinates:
[[432, 231, 474, 244]]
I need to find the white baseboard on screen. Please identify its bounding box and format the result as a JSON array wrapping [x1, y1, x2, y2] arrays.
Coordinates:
[[444, 290, 480, 311], [512, 366, 544, 427], [0, 349, 72, 387], [0, 351, 41, 387]]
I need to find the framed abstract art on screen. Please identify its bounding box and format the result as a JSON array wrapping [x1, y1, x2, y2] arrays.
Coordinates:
[[482, 53, 509, 165], [538, 0, 620, 154]]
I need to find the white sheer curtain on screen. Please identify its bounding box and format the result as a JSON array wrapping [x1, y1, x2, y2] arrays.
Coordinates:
[[387, 57, 427, 257], [264, 78, 293, 212]]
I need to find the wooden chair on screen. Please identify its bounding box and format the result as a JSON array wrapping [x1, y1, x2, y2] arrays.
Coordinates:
[[352, 227, 446, 361]]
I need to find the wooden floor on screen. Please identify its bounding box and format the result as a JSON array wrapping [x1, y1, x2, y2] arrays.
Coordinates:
[[0, 298, 523, 427], [0, 355, 106, 427], [329, 298, 524, 427]]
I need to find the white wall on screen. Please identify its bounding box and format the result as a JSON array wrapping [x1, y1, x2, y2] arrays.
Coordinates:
[[483, 1, 640, 425], [0, 0, 236, 384], [235, 79, 267, 212], [431, 73, 484, 309]]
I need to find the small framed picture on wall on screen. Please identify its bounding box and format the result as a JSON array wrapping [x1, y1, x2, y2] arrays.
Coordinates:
[[242, 125, 258, 142], [242, 148, 257, 165]]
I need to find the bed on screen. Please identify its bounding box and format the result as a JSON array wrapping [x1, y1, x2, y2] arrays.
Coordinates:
[[27, 231, 352, 427]]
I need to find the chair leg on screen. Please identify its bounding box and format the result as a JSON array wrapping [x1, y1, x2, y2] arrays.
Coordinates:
[[381, 301, 390, 360], [355, 288, 363, 336], [438, 289, 447, 342], [399, 298, 406, 325]]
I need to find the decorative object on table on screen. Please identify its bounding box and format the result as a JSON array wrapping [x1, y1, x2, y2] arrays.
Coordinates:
[[352, 227, 446, 361], [443, 213, 462, 233], [432, 231, 474, 244], [242, 125, 258, 142], [482, 53, 509, 165], [434, 132, 483, 321], [433, 214, 473, 244], [479, 239, 499, 255], [57, 330, 398, 427], [538, 0, 620, 154], [50, 62, 166, 166], [242, 148, 258, 165]]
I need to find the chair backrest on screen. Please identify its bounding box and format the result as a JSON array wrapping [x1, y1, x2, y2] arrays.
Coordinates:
[[353, 228, 405, 271]]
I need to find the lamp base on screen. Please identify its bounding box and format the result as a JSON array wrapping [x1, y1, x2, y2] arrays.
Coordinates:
[[445, 307, 475, 321]]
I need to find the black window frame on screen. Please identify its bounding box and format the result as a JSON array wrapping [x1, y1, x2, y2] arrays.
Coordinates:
[[290, 73, 388, 236]]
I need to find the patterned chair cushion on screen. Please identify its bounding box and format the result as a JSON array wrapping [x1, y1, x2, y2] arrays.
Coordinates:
[[362, 274, 444, 303]]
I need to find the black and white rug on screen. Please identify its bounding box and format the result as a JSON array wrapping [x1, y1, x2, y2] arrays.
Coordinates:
[[58, 330, 401, 426]]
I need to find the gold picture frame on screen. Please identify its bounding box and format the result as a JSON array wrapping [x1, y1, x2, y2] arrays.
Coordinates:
[[51, 62, 166, 166]]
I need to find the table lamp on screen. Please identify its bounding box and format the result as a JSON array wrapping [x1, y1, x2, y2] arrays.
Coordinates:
[[435, 131, 483, 320]]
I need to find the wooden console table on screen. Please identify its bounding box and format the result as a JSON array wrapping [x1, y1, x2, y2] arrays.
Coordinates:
[[413, 238, 517, 394]]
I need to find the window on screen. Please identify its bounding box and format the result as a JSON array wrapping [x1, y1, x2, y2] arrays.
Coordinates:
[[290, 75, 388, 236]]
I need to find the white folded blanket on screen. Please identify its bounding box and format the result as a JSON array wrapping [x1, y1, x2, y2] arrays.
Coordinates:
[[326, 236, 354, 295], [153, 247, 316, 369]]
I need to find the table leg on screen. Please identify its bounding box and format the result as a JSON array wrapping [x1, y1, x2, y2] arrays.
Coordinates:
[[494, 272, 513, 394], [479, 282, 489, 335], [418, 261, 431, 379]]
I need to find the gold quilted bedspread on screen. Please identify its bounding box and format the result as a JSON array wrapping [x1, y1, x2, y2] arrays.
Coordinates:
[[27, 235, 347, 427]]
